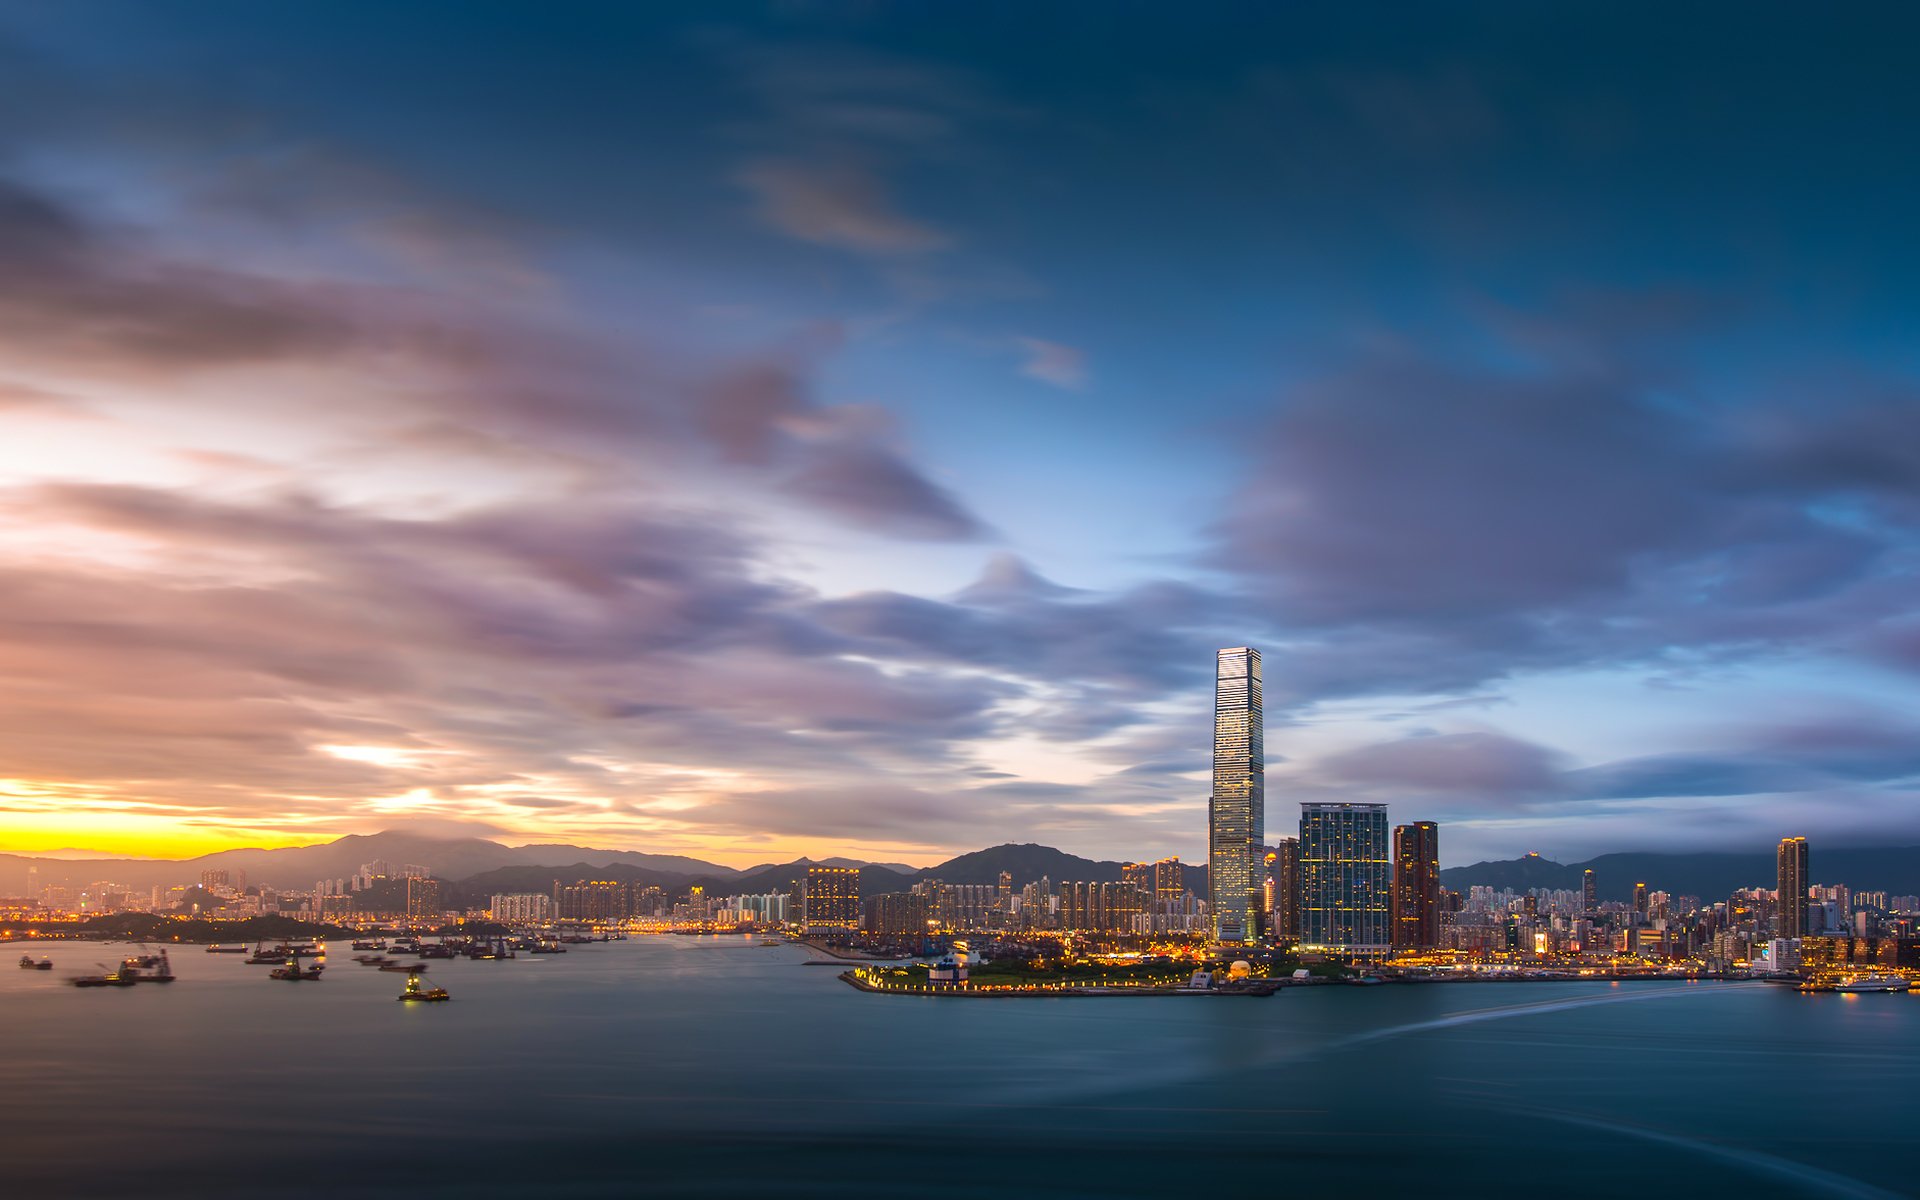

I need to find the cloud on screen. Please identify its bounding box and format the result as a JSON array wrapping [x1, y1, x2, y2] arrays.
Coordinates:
[[1207, 325, 1920, 717], [1317, 732, 1567, 801], [738, 158, 949, 256], [1016, 337, 1087, 390], [782, 441, 986, 541]]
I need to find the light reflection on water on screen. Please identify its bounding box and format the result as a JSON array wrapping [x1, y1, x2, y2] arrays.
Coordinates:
[[3, 935, 1913, 1198]]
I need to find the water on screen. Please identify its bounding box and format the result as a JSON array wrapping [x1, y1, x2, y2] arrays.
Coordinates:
[[2, 936, 1914, 1198]]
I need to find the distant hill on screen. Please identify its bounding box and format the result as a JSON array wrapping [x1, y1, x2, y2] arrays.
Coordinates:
[[0, 830, 737, 894], [724, 860, 918, 897], [1443, 846, 1920, 902], [913, 843, 1208, 899]]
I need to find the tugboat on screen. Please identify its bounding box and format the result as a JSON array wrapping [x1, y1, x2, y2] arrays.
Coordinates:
[[268, 960, 324, 981], [18, 953, 53, 970], [397, 971, 450, 1002]]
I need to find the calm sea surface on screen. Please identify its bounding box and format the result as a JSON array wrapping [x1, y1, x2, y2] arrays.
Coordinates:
[[2, 935, 1913, 1198]]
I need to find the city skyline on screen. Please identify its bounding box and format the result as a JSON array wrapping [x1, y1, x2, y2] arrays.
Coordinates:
[[4, 6, 1920, 869]]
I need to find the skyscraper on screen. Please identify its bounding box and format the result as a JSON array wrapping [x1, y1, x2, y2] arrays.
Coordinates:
[[1299, 803, 1391, 959], [1269, 836, 1300, 943], [1633, 882, 1648, 923], [1391, 822, 1440, 952], [1778, 836, 1809, 938], [1208, 647, 1264, 943], [1582, 868, 1596, 914], [405, 876, 441, 921]]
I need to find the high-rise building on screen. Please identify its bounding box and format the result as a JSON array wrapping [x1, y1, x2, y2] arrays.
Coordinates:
[[405, 876, 441, 921], [1778, 836, 1810, 938], [491, 892, 553, 923], [1208, 647, 1264, 943], [1391, 822, 1440, 952], [1153, 857, 1184, 902], [805, 866, 860, 935], [1633, 882, 1649, 923], [1266, 837, 1300, 943], [1299, 803, 1391, 959], [200, 870, 230, 891], [1582, 869, 1596, 914], [554, 880, 628, 921]]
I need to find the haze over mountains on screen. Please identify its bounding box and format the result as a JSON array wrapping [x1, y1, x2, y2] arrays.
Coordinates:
[[5, 831, 1915, 903]]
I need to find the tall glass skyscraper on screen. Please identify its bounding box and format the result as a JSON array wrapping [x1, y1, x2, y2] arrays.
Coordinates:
[[1778, 836, 1809, 938], [1391, 821, 1439, 951], [1208, 647, 1263, 943], [1299, 802, 1390, 959]]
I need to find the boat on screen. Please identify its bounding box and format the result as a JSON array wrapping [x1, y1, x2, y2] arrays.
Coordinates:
[[245, 942, 289, 965], [1833, 975, 1912, 993], [19, 954, 52, 970], [468, 938, 514, 960], [379, 961, 428, 973], [122, 951, 175, 983], [72, 964, 137, 988], [397, 972, 450, 1002], [205, 943, 248, 954], [268, 962, 324, 981], [350, 939, 387, 951], [416, 943, 456, 960]]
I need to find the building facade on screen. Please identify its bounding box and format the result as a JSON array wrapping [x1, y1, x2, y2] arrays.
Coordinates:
[[1299, 802, 1391, 959], [1208, 647, 1264, 943], [554, 880, 628, 922], [1268, 837, 1300, 943], [490, 892, 554, 923], [805, 866, 860, 935], [404, 876, 441, 921], [1391, 821, 1440, 952], [1778, 836, 1809, 938]]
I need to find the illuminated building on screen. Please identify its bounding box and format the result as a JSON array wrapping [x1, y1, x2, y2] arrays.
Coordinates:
[[1269, 837, 1300, 942], [862, 891, 930, 936], [1208, 646, 1264, 943], [1778, 836, 1809, 938], [491, 892, 553, 923], [554, 880, 628, 921], [805, 866, 859, 934], [405, 876, 441, 921], [1633, 882, 1649, 923], [935, 883, 998, 930], [1154, 858, 1184, 904], [1391, 821, 1440, 951], [1582, 869, 1596, 914], [1299, 802, 1391, 959], [200, 870, 230, 891]]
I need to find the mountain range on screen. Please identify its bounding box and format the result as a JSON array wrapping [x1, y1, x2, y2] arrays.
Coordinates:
[[4, 830, 1912, 905], [1440, 847, 1920, 903]]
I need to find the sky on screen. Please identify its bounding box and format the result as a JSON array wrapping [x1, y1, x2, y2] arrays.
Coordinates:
[[1, 3, 1918, 868]]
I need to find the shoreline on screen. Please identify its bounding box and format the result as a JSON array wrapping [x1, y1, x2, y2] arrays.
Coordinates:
[[839, 970, 1281, 997], [796, 937, 909, 962]]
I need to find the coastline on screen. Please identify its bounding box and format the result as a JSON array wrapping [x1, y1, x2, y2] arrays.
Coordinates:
[[839, 970, 1281, 997], [796, 937, 908, 962]]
